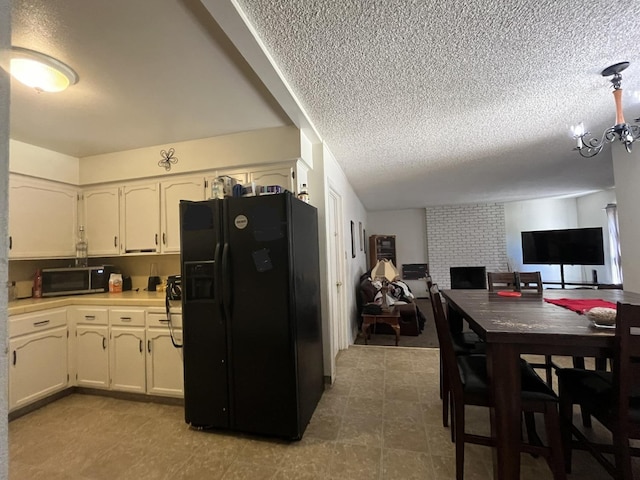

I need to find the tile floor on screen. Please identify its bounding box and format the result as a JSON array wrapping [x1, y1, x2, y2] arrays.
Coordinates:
[[8, 346, 635, 479]]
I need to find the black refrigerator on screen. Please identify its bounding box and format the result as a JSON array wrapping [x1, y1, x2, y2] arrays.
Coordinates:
[[179, 192, 324, 440]]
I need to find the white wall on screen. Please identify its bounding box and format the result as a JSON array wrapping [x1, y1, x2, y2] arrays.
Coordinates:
[[9, 140, 79, 184], [504, 192, 617, 285], [613, 143, 640, 293], [426, 204, 508, 289], [367, 209, 428, 296], [0, 0, 10, 475], [80, 126, 300, 185], [576, 189, 617, 284], [322, 145, 367, 344], [504, 197, 581, 283]]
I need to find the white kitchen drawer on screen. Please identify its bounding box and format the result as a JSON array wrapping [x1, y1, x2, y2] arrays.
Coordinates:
[[10, 308, 67, 338], [74, 307, 109, 325], [109, 308, 145, 327], [147, 312, 183, 329]]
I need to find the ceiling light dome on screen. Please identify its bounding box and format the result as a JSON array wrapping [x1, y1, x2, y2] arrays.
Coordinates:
[[10, 46, 78, 93]]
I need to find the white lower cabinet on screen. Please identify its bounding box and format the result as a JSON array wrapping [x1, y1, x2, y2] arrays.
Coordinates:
[[73, 306, 110, 389], [9, 317, 68, 411], [110, 326, 146, 393], [8, 304, 185, 411], [146, 328, 183, 397], [76, 325, 110, 389]]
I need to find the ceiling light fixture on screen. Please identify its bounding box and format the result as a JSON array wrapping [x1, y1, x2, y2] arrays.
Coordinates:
[[10, 46, 78, 93], [572, 62, 640, 158]]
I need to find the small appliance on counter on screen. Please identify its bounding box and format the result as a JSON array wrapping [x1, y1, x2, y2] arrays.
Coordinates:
[[147, 262, 161, 292], [167, 275, 181, 300], [41, 265, 117, 297]]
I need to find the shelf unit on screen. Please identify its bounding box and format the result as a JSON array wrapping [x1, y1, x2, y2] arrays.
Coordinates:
[[368, 235, 396, 269]]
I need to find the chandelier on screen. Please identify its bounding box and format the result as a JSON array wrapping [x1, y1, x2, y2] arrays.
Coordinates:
[[572, 62, 640, 158]]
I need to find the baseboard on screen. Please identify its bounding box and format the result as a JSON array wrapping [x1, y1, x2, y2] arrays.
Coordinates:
[[9, 387, 184, 421]]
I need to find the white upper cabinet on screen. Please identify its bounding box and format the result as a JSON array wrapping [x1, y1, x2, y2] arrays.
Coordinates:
[[9, 175, 78, 259], [205, 170, 248, 199], [247, 161, 309, 195], [83, 186, 120, 256], [249, 165, 295, 193], [120, 182, 160, 253], [160, 177, 205, 253]]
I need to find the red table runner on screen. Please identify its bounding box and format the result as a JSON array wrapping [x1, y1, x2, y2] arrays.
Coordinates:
[[544, 297, 617, 314]]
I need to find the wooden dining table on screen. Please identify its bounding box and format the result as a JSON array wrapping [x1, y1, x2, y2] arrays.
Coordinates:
[[441, 288, 640, 480]]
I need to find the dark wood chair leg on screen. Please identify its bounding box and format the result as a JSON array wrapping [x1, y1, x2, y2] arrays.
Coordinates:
[[545, 355, 554, 386], [571, 356, 593, 428], [454, 400, 465, 480], [558, 383, 574, 473], [613, 425, 632, 480], [543, 404, 567, 480], [439, 355, 443, 399], [443, 379, 449, 428], [450, 394, 455, 443], [524, 412, 542, 458]]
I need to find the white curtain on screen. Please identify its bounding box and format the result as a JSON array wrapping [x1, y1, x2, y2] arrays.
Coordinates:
[[605, 203, 623, 285]]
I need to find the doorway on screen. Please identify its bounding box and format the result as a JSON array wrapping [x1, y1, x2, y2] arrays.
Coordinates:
[[327, 188, 348, 373]]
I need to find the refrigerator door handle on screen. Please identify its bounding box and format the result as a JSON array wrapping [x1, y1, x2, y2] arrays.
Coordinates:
[[222, 241, 231, 319]]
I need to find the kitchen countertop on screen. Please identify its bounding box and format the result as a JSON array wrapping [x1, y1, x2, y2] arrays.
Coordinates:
[[8, 291, 182, 316]]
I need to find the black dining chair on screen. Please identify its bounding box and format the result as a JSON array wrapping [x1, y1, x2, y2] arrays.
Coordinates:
[[430, 284, 566, 480], [426, 275, 485, 429], [557, 302, 640, 479]]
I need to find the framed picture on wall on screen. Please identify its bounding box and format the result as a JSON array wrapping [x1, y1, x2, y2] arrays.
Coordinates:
[[363, 229, 367, 253], [350, 221, 356, 258], [359, 222, 364, 251]]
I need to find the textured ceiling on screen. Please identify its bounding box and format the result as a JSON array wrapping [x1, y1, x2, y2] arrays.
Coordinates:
[[9, 0, 289, 158], [234, 0, 640, 209], [9, 1, 640, 210]]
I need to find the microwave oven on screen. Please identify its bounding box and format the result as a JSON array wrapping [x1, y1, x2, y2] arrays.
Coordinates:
[[41, 265, 117, 297]]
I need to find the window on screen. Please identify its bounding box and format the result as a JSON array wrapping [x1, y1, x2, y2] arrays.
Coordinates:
[[605, 203, 623, 284]]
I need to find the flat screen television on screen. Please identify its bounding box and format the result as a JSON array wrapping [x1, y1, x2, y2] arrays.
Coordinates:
[[521, 227, 605, 265]]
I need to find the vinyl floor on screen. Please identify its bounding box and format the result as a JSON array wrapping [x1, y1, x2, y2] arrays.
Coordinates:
[[9, 346, 636, 479]]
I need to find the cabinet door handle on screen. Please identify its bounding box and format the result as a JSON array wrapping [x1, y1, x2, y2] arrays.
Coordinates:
[[84, 315, 96, 321], [120, 317, 132, 322], [9, 236, 11, 250], [147, 340, 151, 353], [102, 337, 107, 350], [162, 233, 166, 245], [12, 351, 16, 365], [139, 339, 143, 353], [33, 320, 50, 327], [114, 236, 118, 247], [155, 234, 158, 245]]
